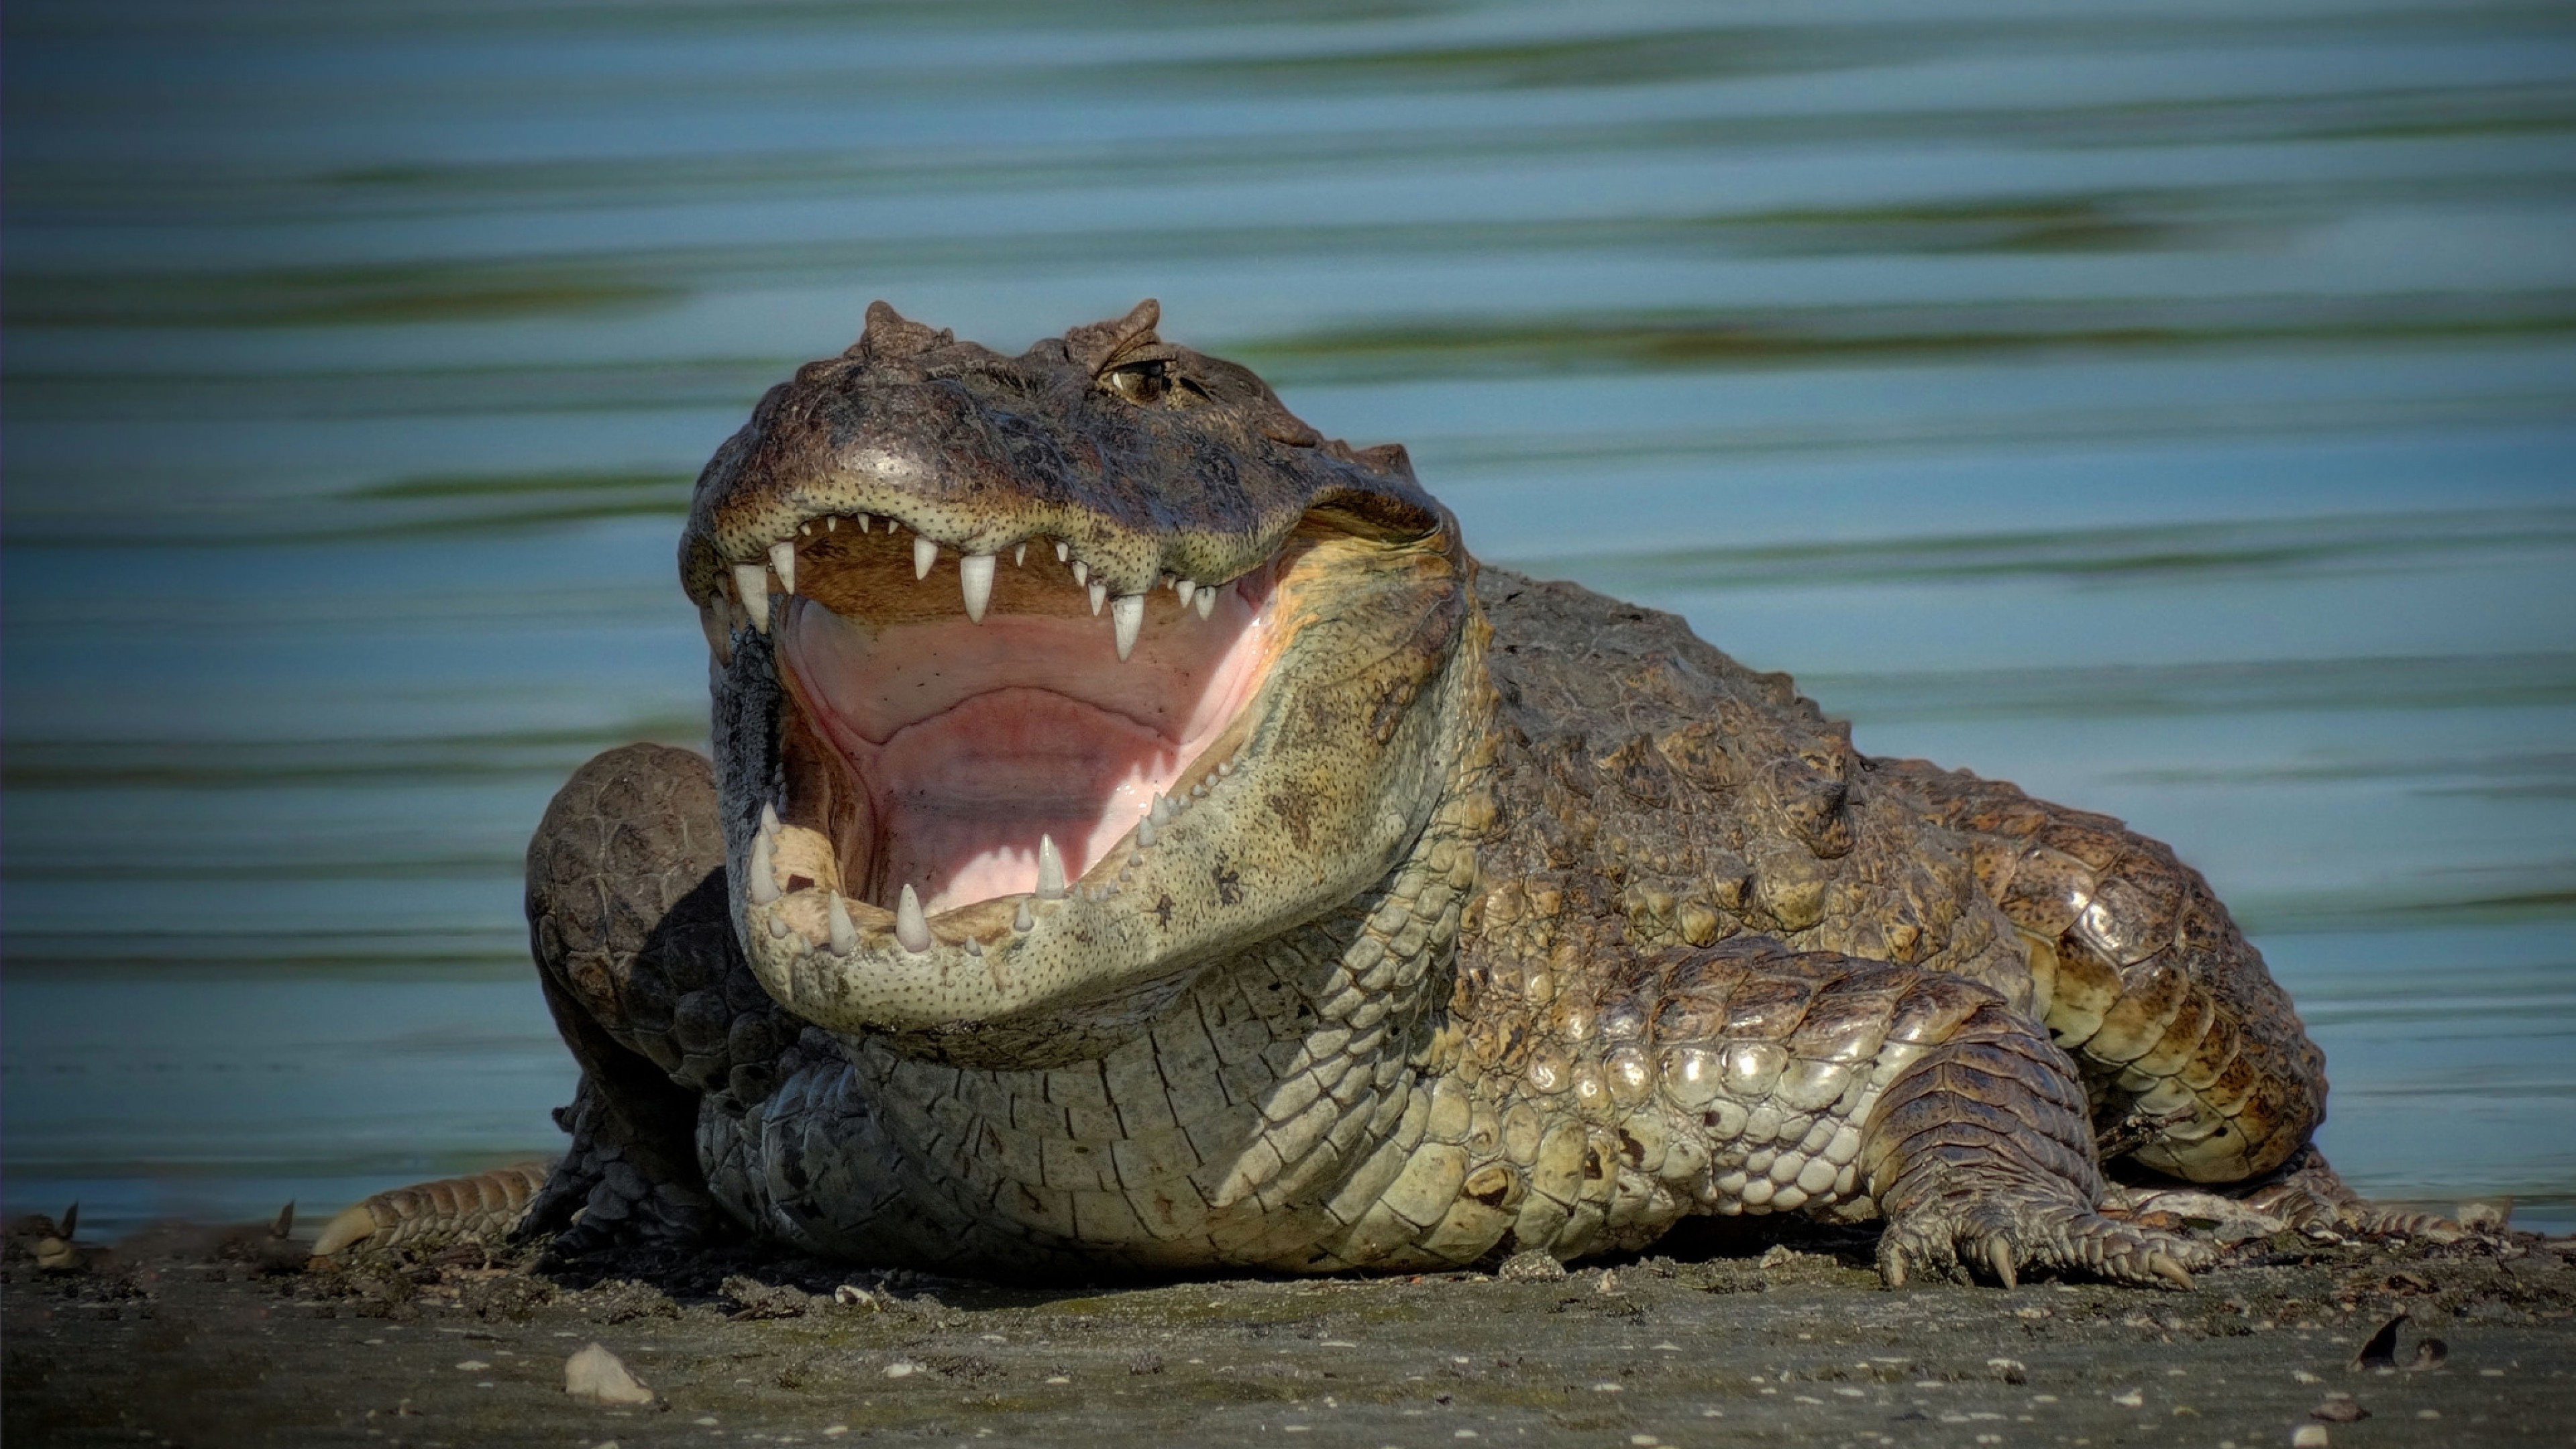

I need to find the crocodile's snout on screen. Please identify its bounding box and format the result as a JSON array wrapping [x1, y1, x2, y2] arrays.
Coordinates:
[[682, 301, 1477, 1066]]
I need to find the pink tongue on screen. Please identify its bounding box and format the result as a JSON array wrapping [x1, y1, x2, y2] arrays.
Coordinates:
[[865, 690, 1173, 911], [778, 588, 1275, 914]]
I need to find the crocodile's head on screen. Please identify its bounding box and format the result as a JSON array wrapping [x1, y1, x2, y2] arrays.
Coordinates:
[[683, 301, 1473, 1066]]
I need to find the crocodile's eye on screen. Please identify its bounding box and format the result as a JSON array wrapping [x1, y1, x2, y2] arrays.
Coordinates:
[[1102, 360, 1169, 405]]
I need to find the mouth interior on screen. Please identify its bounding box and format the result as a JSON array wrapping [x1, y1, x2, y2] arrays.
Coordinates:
[[775, 529, 1276, 915]]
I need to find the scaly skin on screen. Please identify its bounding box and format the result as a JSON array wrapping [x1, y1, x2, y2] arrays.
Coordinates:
[[323, 305, 2380, 1287]]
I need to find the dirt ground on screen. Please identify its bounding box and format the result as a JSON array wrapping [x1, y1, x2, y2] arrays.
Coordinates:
[[7, 1214, 2573, 1448]]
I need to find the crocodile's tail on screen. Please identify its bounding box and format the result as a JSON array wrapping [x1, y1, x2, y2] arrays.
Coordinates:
[[313, 1161, 551, 1256]]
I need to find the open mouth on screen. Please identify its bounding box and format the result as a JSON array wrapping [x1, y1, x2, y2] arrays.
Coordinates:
[[748, 517, 1281, 919], [709, 511, 1298, 968], [694, 484, 1460, 1051]]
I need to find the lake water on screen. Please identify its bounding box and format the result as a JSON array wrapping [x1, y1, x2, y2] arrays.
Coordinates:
[[5, 1, 2572, 1240]]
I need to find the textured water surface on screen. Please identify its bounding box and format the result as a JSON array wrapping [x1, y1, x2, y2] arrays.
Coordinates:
[[5, 0, 2571, 1236]]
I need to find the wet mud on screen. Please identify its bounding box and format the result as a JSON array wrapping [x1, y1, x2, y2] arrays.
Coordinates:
[[7, 1217, 2574, 1448]]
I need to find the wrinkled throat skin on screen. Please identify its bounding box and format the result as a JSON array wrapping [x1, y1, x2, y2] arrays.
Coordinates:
[[415, 299, 2374, 1284]]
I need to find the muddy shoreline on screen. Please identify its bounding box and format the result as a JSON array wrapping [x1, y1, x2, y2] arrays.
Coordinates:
[[8, 1219, 2574, 1448]]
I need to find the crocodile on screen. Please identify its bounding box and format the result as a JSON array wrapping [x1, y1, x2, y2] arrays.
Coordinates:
[[320, 301, 2424, 1287]]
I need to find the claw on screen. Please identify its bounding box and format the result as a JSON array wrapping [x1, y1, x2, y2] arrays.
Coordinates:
[[313, 1201, 385, 1256], [1986, 1237, 2018, 1289], [2147, 1252, 2193, 1291]]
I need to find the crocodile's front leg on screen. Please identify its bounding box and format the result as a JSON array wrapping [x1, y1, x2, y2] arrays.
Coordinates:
[[324, 744, 808, 1256], [1461, 938, 2205, 1287], [1854, 973, 2200, 1287]]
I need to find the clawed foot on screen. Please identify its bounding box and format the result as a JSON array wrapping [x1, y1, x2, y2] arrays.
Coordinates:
[[519, 1079, 718, 1258], [2237, 1147, 2477, 1244], [1879, 1195, 2215, 1291]]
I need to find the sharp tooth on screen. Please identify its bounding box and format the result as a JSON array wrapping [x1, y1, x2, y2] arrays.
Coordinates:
[[1071, 559, 1088, 586], [732, 563, 771, 633], [1111, 594, 1144, 659], [800, 523, 812, 537], [896, 883, 931, 953], [965, 938, 983, 957], [769, 540, 797, 594], [828, 893, 857, 955], [913, 536, 938, 580], [749, 833, 780, 905], [1088, 580, 1107, 615], [826, 517, 838, 532], [1175, 579, 1197, 608], [859, 514, 872, 532], [1148, 792, 1172, 826], [1055, 541, 1069, 563], [958, 553, 995, 622], [760, 802, 781, 837], [768, 914, 790, 938], [1014, 899, 1033, 932], [1136, 818, 1156, 848], [1195, 584, 1216, 619], [1035, 836, 1066, 898], [1014, 543, 1027, 567]]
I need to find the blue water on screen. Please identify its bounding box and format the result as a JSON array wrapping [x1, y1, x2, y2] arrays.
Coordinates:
[[5, 0, 2571, 1238]]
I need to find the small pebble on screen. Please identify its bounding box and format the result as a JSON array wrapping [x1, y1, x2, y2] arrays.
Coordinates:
[[454, 1360, 490, 1372], [564, 1343, 655, 1407], [2110, 1389, 2143, 1407], [2292, 1425, 2331, 1448], [883, 1362, 918, 1379], [1592, 1382, 1623, 1393], [1046, 1376, 1071, 1385]]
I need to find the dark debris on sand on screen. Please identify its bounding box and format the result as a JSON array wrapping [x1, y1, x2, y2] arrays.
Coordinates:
[[7, 1210, 2575, 1447]]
